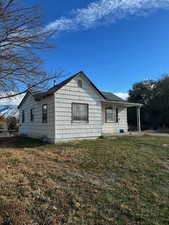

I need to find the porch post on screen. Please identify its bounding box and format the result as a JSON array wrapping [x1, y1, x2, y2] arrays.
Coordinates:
[[137, 106, 141, 132]]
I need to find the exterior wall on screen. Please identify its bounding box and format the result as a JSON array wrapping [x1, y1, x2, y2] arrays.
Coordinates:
[[18, 75, 129, 143], [102, 104, 128, 134], [19, 94, 55, 143], [54, 75, 104, 142]]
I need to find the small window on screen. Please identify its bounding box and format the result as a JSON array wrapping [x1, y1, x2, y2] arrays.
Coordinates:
[[30, 109, 34, 122], [105, 107, 118, 123], [72, 103, 88, 122], [42, 104, 47, 123], [77, 79, 83, 88], [22, 110, 25, 123]]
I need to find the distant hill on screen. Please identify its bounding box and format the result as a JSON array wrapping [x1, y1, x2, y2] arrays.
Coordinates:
[[0, 105, 19, 118]]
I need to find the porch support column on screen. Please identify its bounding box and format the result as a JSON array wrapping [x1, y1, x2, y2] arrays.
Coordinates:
[[137, 106, 141, 132]]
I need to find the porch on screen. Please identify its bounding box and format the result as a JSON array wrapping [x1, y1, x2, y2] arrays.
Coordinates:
[[101, 100, 142, 135]]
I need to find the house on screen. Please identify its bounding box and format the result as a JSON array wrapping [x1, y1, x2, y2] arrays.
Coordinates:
[[18, 71, 142, 143], [0, 116, 8, 132]]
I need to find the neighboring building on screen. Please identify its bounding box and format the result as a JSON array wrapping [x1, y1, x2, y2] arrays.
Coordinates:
[[18, 72, 141, 143], [0, 116, 8, 131]]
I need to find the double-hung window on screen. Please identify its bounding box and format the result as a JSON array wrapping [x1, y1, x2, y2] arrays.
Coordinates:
[[105, 107, 118, 123], [30, 109, 34, 122], [72, 103, 89, 122], [22, 110, 25, 123], [42, 104, 48, 123]]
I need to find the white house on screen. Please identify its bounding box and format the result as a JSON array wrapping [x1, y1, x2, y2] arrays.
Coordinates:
[[18, 72, 141, 143]]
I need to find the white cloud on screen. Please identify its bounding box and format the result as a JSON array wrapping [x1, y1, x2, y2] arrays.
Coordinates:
[[0, 93, 25, 106], [46, 0, 169, 32], [115, 92, 129, 100]]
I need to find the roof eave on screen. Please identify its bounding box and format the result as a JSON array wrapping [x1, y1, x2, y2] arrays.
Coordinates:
[[35, 71, 107, 101], [102, 100, 143, 107]]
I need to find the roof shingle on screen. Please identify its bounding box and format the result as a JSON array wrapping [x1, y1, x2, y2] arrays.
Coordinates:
[[101, 91, 126, 102], [18, 71, 127, 108]]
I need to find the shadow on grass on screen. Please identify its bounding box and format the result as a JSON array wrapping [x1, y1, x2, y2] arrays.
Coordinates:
[[0, 136, 47, 149]]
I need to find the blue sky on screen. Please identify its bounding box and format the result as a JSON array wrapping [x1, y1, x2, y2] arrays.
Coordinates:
[[30, 0, 169, 96]]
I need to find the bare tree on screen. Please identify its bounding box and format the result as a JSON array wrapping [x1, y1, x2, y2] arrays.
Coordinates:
[[0, 0, 59, 100]]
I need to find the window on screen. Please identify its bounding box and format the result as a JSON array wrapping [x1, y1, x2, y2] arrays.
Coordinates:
[[105, 107, 118, 123], [72, 103, 88, 122], [77, 79, 83, 88], [42, 104, 48, 123], [22, 110, 25, 123], [30, 109, 34, 122]]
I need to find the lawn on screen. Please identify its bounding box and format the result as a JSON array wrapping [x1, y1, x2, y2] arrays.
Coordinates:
[[0, 135, 169, 225]]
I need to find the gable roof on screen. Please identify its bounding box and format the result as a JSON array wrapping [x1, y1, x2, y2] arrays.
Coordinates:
[[18, 71, 129, 109], [18, 71, 106, 108], [33, 72, 79, 101], [34, 71, 106, 101]]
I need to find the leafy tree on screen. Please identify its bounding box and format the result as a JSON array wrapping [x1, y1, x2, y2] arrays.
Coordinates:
[[150, 76, 169, 128], [128, 80, 155, 105], [128, 75, 169, 130], [128, 80, 156, 130]]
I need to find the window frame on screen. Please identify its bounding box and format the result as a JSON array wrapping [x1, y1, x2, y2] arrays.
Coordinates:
[[30, 108, 34, 122], [42, 104, 48, 124], [71, 103, 89, 123], [105, 107, 118, 123], [77, 79, 83, 88]]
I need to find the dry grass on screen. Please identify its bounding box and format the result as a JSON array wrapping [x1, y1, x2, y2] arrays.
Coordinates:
[[0, 136, 169, 225]]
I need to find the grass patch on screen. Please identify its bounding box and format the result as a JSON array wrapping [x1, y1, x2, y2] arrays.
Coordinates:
[[0, 135, 169, 224]]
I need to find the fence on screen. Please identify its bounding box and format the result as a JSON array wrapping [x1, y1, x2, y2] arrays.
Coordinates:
[[0, 129, 18, 136]]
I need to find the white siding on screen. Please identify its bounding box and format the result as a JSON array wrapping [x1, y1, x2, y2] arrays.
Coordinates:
[[54, 75, 104, 142], [102, 105, 128, 134], [19, 94, 55, 143], [18, 74, 129, 143]]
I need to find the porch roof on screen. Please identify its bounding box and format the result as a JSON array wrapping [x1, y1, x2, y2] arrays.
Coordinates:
[[101, 100, 143, 108], [101, 91, 142, 107], [101, 91, 126, 102]]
